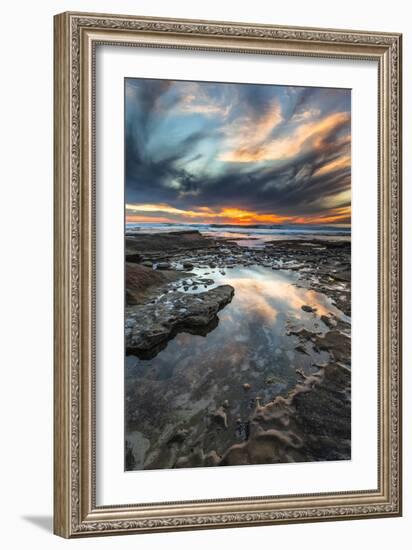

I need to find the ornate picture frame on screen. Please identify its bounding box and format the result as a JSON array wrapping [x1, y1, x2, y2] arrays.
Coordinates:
[[54, 11, 402, 538]]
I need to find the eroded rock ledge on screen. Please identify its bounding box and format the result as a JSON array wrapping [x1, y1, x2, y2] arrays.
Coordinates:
[[126, 284, 235, 359], [173, 361, 351, 469]]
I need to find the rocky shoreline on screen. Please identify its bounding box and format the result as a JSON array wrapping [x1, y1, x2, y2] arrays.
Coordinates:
[[126, 284, 234, 359], [125, 229, 351, 470]]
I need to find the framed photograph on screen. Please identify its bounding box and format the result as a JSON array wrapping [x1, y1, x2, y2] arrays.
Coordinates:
[[53, 12, 402, 537]]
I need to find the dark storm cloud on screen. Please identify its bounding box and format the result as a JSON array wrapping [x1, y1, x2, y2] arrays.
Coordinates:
[[125, 78, 351, 223]]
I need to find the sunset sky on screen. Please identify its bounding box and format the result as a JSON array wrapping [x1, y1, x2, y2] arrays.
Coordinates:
[[125, 78, 351, 226]]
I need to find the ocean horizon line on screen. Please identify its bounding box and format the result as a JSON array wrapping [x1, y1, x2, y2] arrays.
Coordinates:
[[125, 221, 351, 230]]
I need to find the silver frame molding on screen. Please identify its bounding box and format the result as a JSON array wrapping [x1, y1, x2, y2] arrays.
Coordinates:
[[54, 11, 402, 538]]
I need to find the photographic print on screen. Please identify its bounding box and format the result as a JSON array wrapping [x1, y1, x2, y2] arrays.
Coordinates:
[[124, 78, 351, 471], [54, 13, 402, 537]]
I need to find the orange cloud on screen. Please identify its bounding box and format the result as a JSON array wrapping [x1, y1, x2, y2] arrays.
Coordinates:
[[313, 155, 351, 177], [293, 206, 351, 225], [126, 203, 292, 225], [245, 101, 283, 144], [219, 111, 350, 163], [177, 85, 232, 117], [126, 203, 189, 216], [219, 100, 283, 161], [125, 203, 351, 226]]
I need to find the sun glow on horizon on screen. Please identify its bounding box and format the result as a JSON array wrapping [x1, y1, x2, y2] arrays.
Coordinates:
[[125, 203, 351, 226]]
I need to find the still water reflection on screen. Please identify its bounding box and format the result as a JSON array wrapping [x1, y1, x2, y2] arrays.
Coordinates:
[[125, 266, 348, 469]]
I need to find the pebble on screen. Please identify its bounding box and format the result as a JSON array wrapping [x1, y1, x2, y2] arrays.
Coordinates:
[[301, 305, 316, 313]]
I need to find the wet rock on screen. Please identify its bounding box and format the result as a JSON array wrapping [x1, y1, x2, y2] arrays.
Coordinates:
[[183, 261, 194, 270], [126, 289, 138, 306], [156, 262, 171, 270], [203, 450, 221, 466], [211, 406, 228, 429], [174, 448, 205, 469], [126, 253, 142, 264], [219, 362, 350, 466], [125, 230, 218, 259], [295, 344, 310, 355], [301, 304, 317, 313], [321, 314, 336, 329], [235, 419, 250, 440], [199, 278, 214, 287], [125, 440, 135, 469], [313, 330, 351, 364], [288, 327, 319, 341], [126, 285, 235, 358], [243, 383, 251, 391], [126, 263, 185, 306], [167, 428, 189, 445], [332, 270, 351, 282]]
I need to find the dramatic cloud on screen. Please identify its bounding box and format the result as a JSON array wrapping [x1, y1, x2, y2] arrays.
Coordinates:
[[125, 78, 351, 225], [219, 111, 349, 163]]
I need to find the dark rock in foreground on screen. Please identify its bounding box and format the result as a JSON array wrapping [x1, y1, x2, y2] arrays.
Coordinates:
[[126, 284, 235, 358]]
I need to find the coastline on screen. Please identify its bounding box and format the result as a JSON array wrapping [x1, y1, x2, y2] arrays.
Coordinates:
[[125, 229, 351, 470]]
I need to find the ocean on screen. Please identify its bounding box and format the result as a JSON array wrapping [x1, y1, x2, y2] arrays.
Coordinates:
[[125, 222, 351, 247]]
